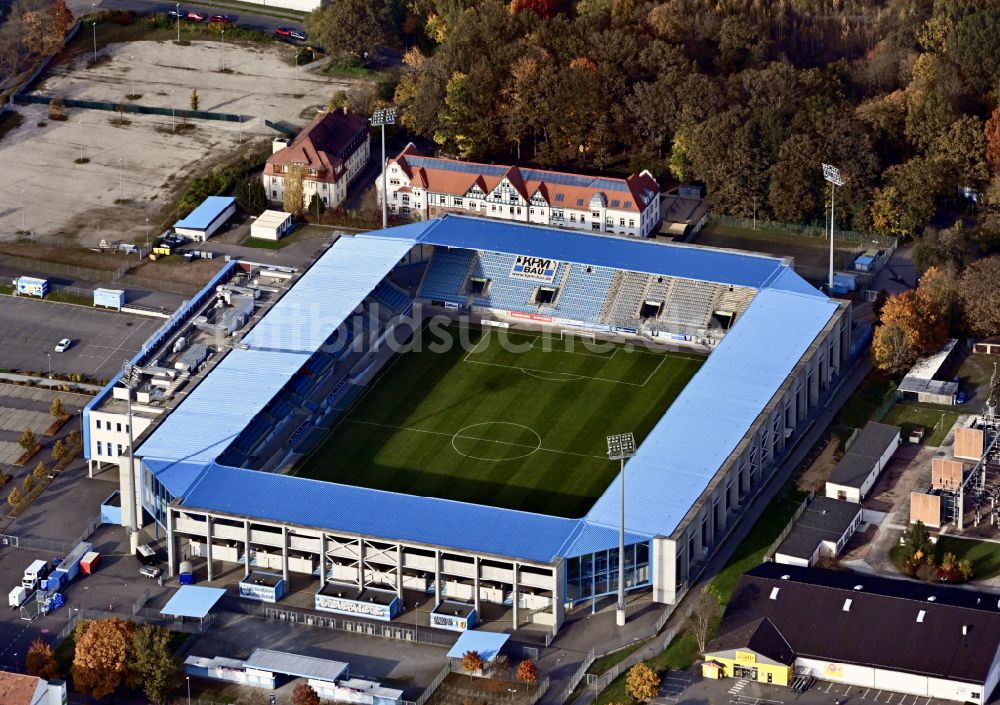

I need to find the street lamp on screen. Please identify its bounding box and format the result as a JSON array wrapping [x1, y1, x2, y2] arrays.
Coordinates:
[[129, 55, 135, 97], [186, 675, 191, 705], [370, 107, 397, 229], [119, 361, 142, 545], [170, 90, 175, 133], [47, 353, 51, 378], [91, 21, 97, 63], [176, 3, 181, 43], [607, 432, 636, 628], [145, 217, 150, 249], [221, 28, 225, 72], [118, 158, 123, 201], [20, 188, 25, 233], [822, 162, 845, 291]]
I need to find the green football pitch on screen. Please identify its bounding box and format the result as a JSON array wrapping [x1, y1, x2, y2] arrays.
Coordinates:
[[298, 327, 703, 517]]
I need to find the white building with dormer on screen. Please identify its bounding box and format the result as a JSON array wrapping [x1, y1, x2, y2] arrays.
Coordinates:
[[379, 145, 661, 238]]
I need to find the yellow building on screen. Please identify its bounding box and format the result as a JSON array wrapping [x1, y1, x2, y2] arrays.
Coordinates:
[[701, 618, 794, 686]]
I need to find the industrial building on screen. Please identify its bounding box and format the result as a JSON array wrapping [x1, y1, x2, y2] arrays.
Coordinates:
[[824, 421, 901, 503], [703, 563, 1000, 703], [173, 196, 237, 241], [897, 339, 961, 406], [250, 210, 294, 241], [86, 215, 851, 635], [773, 496, 862, 567]]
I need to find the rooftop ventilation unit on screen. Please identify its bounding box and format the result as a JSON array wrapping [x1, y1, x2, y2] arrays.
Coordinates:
[[769, 587, 780, 600]]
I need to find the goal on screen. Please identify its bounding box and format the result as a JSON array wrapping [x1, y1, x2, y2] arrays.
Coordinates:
[[559, 330, 597, 344]]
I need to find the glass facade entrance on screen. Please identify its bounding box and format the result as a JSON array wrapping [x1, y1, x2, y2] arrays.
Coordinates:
[[565, 541, 651, 602]]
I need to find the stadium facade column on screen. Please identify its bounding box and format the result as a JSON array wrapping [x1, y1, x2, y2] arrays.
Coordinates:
[[473, 557, 481, 615], [205, 517, 214, 581], [281, 526, 289, 583], [395, 545, 403, 600], [166, 509, 176, 578], [320, 535, 328, 588], [434, 550, 442, 606], [512, 562, 520, 629], [552, 560, 565, 636], [358, 539, 366, 589], [244, 520, 252, 579]]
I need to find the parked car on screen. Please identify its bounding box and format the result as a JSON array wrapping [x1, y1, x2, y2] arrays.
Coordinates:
[[139, 565, 162, 579], [209, 14, 233, 23], [185, 11, 207, 21], [167, 8, 182, 16], [54, 338, 72, 353], [956, 388, 968, 404], [288, 29, 307, 41], [274, 26, 293, 36]]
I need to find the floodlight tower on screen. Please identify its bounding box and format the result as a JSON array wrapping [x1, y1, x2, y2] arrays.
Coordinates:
[[120, 361, 142, 552], [822, 163, 845, 291], [607, 432, 636, 627], [370, 107, 397, 229]]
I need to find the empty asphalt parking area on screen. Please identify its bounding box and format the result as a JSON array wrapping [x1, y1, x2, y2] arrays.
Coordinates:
[[0, 297, 161, 381]]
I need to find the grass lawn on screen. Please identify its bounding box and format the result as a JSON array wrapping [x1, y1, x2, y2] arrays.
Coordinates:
[[588, 641, 646, 676], [695, 223, 856, 276], [935, 536, 1000, 580], [592, 632, 701, 705], [832, 369, 896, 431], [299, 327, 702, 517], [881, 404, 958, 447], [241, 223, 337, 250]]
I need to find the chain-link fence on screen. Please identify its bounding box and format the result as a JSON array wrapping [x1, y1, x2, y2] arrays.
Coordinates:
[[17, 92, 241, 123], [0, 254, 129, 282], [708, 214, 899, 249]]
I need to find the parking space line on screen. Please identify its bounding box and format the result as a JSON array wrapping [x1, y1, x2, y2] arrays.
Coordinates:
[[844, 687, 852, 697], [886, 694, 895, 703], [862, 689, 870, 700]]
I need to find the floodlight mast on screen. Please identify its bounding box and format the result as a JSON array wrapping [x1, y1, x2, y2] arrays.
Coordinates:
[[120, 361, 142, 553], [370, 107, 398, 229], [607, 432, 637, 627], [822, 163, 845, 291]]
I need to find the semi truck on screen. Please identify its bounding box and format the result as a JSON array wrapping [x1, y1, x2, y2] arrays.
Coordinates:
[[21, 560, 51, 590]]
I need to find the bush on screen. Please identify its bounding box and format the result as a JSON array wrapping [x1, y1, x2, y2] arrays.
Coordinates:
[[8, 487, 21, 507], [34, 462, 48, 481], [23, 474, 34, 492], [50, 397, 64, 418], [625, 663, 660, 701], [516, 659, 538, 684], [461, 650, 483, 673]]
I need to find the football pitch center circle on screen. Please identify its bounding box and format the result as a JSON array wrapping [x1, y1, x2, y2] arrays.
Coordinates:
[[450, 422, 542, 462]]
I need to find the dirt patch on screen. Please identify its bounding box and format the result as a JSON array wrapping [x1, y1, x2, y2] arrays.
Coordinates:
[[797, 436, 841, 493], [127, 256, 227, 286], [0, 242, 131, 271]]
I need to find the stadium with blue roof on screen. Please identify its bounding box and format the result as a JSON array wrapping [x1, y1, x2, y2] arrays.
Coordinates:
[[87, 214, 851, 636]]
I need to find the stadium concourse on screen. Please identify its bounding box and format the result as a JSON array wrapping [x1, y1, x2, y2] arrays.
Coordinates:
[[88, 214, 851, 636]]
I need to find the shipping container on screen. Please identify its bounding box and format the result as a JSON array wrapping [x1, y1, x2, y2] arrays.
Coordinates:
[[80, 552, 101, 575]]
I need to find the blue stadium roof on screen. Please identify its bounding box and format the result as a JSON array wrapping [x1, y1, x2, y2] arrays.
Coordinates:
[[141, 217, 841, 563], [365, 214, 799, 291], [181, 465, 580, 563], [584, 288, 840, 538], [174, 196, 235, 231]]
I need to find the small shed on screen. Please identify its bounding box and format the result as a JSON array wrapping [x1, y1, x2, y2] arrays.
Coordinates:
[[447, 630, 510, 665], [174, 196, 236, 241], [251, 210, 294, 241], [774, 496, 863, 567], [94, 288, 125, 310], [160, 585, 226, 622], [825, 422, 901, 503]]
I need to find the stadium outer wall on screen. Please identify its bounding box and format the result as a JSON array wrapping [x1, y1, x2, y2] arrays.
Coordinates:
[[161, 300, 851, 636]]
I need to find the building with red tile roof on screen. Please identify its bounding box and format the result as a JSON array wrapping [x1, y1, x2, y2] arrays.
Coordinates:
[[0, 671, 66, 705], [379, 145, 661, 238], [264, 107, 370, 211]]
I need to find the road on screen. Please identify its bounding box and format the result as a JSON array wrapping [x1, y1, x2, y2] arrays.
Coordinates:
[[92, 0, 306, 35]]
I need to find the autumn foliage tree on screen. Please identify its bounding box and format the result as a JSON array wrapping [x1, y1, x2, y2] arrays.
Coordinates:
[[282, 164, 306, 216], [26, 638, 60, 680], [516, 658, 538, 683], [292, 683, 322, 705], [461, 650, 484, 673], [509, 0, 559, 18], [987, 106, 1000, 175], [872, 267, 953, 374], [71, 618, 136, 700], [625, 663, 660, 701], [127, 624, 180, 704], [959, 256, 1000, 337]]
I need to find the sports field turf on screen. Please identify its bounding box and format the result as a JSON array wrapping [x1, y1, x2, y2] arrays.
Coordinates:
[[298, 327, 703, 517]]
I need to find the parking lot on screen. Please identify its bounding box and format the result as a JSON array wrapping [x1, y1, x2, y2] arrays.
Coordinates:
[[0, 37, 359, 246], [0, 296, 162, 381]]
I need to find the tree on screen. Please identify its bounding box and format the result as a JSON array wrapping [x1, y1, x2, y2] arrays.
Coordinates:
[[71, 618, 136, 700], [872, 319, 917, 375], [461, 650, 484, 673], [282, 164, 305, 215], [52, 440, 67, 464], [625, 663, 660, 701], [916, 265, 958, 334], [50, 397, 64, 418], [127, 624, 180, 704], [8, 487, 21, 508], [688, 586, 721, 654], [33, 461, 47, 481], [305, 0, 393, 64], [19, 428, 37, 451], [959, 256, 1000, 337], [291, 683, 321, 705], [53, 0, 74, 38], [23, 473, 34, 493], [932, 116, 988, 187], [307, 192, 326, 217], [516, 658, 538, 683], [66, 429, 82, 453], [190, 89, 199, 111], [987, 106, 1000, 176], [26, 638, 60, 680], [235, 176, 268, 215]]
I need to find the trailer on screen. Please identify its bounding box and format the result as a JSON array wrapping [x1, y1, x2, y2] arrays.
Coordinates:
[[15, 276, 48, 298], [56, 541, 93, 585], [80, 552, 101, 575], [22, 560, 50, 590], [9, 586, 28, 608]]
